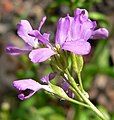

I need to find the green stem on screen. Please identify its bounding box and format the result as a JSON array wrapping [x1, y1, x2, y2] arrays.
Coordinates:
[[65, 69, 109, 120], [77, 72, 84, 92], [54, 55, 63, 69], [70, 86, 83, 101], [68, 98, 90, 108], [71, 53, 84, 92]]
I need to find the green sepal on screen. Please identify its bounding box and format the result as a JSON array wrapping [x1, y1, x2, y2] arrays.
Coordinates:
[[49, 83, 69, 100], [72, 53, 84, 74]]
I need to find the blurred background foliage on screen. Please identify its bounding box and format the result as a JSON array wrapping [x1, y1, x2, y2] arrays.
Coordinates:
[[0, 0, 114, 120]]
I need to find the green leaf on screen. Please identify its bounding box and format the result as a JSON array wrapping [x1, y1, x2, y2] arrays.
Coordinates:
[[36, 106, 55, 116], [49, 113, 65, 120], [89, 12, 106, 20], [16, 70, 35, 79], [72, 53, 84, 74]]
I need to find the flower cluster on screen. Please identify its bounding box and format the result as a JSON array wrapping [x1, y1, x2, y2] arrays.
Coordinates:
[[6, 8, 108, 100]]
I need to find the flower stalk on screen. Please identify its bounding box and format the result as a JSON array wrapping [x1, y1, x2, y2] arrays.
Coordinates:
[[65, 69, 109, 120], [68, 98, 90, 108]]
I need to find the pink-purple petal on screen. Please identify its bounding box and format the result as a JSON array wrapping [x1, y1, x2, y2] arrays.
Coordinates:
[[62, 40, 91, 55], [43, 33, 50, 40], [74, 8, 88, 22], [29, 48, 56, 63], [66, 8, 97, 42], [6, 45, 31, 55], [41, 72, 56, 83], [91, 28, 109, 39], [38, 16, 46, 31], [17, 20, 35, 47], [13, 79, 42, 100], [71, 8, 89, 40], [28, 30, 49, 45], [70, 17, 94, 41], [80, 20, 95, 40], [55, 15, 70, 45]]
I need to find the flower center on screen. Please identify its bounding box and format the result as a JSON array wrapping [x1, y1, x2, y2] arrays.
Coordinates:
[[33, 38, 39, 48], [55, 44, 61, 52], [19, 89, 34, 97]]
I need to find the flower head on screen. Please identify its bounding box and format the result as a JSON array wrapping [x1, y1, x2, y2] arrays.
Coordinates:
[[29, 8, 109, 63], [55, 8, 109, 55], [6, 17, 56, 63], [6, 8, 109, 64]]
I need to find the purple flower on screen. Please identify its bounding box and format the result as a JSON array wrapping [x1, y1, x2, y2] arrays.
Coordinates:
[[55, 8, 109, 55], [6, 17, 56, 62], [29, 8, 108, 63], [6, 8, 109, 63], [13, 79, 52, 100], [13, 73, 74, 100]]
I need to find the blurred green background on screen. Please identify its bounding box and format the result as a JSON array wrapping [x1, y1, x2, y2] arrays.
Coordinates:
[[0, 0, 114, 120]]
